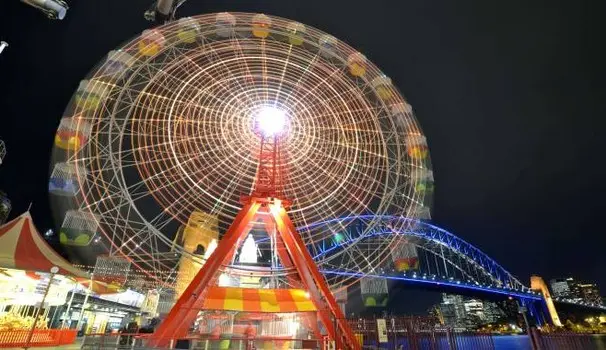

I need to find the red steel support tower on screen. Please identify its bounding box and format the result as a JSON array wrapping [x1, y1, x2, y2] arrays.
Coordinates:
[[148, 107, 359, 349]]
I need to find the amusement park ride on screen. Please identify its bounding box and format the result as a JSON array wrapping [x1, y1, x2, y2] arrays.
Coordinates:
[[49, 12, 433, 349], [149, 106, 357, 347]]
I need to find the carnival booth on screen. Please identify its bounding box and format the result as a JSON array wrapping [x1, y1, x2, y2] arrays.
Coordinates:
[[0, 212, 89, 347], [0, 212, 151, 347]]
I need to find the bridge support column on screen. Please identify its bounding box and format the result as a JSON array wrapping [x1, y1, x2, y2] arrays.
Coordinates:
[[526, 299, 546, 327], [530, 275, 562, 327]]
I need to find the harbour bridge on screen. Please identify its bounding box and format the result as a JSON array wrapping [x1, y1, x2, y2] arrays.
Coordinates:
[[301, 215, 606, 326]]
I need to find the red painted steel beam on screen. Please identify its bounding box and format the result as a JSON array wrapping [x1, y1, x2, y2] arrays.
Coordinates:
[[269, 214, 323, 340], [271, 209, 336, 340], [271, 205, 360, 350], [148, 201, 261, 347]]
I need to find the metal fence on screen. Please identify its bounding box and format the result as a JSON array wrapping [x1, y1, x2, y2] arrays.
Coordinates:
[[531, 329, 606, 350], [81, 333, 322, 350], [0, 329, 77, 348], [348, 317, 494, 350], [79, 320, 606, 350]]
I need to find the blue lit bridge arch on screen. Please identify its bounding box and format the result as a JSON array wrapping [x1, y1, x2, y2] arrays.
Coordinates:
[[300, 215, 542, 300]]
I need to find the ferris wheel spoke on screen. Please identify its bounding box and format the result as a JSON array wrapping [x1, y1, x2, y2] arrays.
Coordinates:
[[272, 44, 294, 103], [281, 54, 319, 107], [205, 36, 259, 105]]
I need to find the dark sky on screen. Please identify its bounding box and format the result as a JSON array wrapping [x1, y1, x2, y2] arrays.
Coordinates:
[[1, 0, 605, 311]]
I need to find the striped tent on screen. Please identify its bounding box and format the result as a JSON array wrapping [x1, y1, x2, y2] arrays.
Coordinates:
[[0, 212, 89, 278], [203, 287, 317, 313]]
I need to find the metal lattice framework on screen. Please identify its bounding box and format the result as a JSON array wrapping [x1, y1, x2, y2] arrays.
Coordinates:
[[305, 215, 539, 297], [50, 12, 433, 289]]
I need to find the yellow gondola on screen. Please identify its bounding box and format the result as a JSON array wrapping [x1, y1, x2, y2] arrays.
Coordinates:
[[286, 21, 306, 46], [54, 116, 91, 151], [372, 76, 394, 101], [405, 134, 429, 159], [177, 17, 200, 44], [347, 52, 367, 77], [252, 14, 272, 39], [138, 29, 165, 57], [391, 242, 420, 272], [74, 80, 109, 111]]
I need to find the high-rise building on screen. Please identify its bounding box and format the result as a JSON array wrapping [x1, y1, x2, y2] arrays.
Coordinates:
[[0, 191, 11, 224], [439, 294, 466, 328], [464, 299, 485, 320], [550, 278, 572, 298], [577, 283, 602, 305], [437, 294, 505, 329], [484, 301, 506, 324], [550, 277, 602, 305], [463, 299, 487, 329]]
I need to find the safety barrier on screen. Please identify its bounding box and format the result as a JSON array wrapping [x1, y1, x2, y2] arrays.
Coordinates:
[[0, 329, 77, 348], [348, 317, 494, 349], [532, 329, 606, 350], [81, 333, 321, 349]]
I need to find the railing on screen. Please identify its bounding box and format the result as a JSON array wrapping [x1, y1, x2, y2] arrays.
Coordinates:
[[81, 333, 321, 349], [0, 329, 77, 348], [348, 317, 494, 350], [531, 329, 606, 350]]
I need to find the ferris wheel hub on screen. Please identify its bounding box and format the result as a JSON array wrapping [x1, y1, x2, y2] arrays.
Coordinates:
[[254, 105, 288, 136]]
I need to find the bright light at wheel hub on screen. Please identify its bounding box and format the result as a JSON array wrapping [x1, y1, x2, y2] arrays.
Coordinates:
[[255, 106, 287, 136]]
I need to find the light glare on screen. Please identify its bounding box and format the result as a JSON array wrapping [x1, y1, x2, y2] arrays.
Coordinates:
[[256, 106, 286, 136]]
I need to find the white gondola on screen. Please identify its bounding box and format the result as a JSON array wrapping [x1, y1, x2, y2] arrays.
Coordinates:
[[347, 52, 367, 77], [391, 102, 413, 127], [48, 162, 86, 196], [138, 29, 165, 57], [103, 50, 135, 77], [286, 21, 306, 45], [360, 277, 389, 307], [157, 289, 176, 314], [411, 205, 431, 220], [93, 255, 131, 288], [59, 210, 99, 247], [318, 35, 337, 58], [215, 12, 236, 38], [251, 14, 272, 39], [412, 167, 434, 182], [54, 116, 92, 151]]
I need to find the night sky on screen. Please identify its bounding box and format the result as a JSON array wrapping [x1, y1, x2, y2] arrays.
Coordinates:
[[1, 0, 605, 313]]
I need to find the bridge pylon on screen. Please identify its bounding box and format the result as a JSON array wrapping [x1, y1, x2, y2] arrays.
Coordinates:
[[530, 275, 562, 327]]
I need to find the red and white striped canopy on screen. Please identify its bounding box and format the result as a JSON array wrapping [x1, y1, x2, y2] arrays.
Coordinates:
[[0, 212, 88, 278]]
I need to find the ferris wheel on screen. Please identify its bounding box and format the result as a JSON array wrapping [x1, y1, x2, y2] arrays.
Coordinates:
[[49, 13, 433, 291]]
